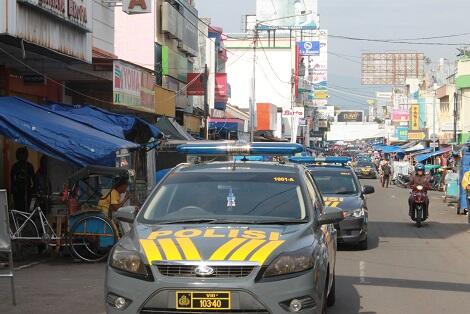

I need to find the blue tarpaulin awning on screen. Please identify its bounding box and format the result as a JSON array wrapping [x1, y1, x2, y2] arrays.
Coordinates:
[[0, 97, 138, 166], [44, 103, 162, 142], [374, 145, 404, 154], [415, 147, 452, 163]]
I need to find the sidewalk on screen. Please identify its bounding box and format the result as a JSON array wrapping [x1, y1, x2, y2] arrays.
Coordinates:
[[0, 258, 105, 314]]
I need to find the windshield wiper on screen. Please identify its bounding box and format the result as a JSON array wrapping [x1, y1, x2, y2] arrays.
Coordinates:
[[158, 218, 218, 224], [253, 219, 308, 225], [335, 191, 357, 195]]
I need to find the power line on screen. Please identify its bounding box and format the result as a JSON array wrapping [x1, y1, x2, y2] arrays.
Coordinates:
[[328, 51, 362, 64], [329, 34, 470, 46]]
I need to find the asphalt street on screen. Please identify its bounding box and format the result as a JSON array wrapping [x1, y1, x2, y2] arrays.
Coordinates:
[[1, 179, 469, 314]]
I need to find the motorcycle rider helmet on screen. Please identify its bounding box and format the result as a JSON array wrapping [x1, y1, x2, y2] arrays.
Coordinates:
[[415, 163, 425, 175]]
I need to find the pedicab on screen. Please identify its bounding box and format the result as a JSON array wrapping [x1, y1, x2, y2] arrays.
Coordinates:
[[65, 166, 130, 262]]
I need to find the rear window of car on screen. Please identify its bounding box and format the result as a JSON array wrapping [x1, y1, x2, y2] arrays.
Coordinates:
[[309, 169, 359, 195], [140, 172, 307, 223]]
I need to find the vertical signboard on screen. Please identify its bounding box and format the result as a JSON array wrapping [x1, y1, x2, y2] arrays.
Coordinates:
[[308, 30, 328, 91], [410, 104, 420, 130]]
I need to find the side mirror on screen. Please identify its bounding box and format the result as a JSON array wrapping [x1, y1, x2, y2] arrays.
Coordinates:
[[318, 206, 345, 226], [362, 185, 375, 195], [115, 206, 137, 224]]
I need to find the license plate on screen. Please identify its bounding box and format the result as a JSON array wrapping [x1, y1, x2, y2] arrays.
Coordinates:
[[176, 291, 231, 310]]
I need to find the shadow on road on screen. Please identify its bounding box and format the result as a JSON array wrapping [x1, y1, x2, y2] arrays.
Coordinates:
[[368, 220, 469, 239], [328, 274, 377, 314]]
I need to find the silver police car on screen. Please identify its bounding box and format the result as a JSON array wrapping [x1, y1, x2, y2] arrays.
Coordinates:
[[105, 143, 343, 314]]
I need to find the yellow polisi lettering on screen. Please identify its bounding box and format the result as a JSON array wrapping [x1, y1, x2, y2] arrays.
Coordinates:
[[175, 238, 201, 260], [147, 230, 173, 240], [228, 229, 240, 238], [204, 229, 225, 238], [242, 230, 266, 239], [174, 229, 203, 238], [229, 239, 265, 261], [140, 239, 162, 264], [249, 240, 285, 265], [158, 238, 182, 260], [269, 232, 280, 241], [330, 201, 341, 208], [209, 238, 247, 261]]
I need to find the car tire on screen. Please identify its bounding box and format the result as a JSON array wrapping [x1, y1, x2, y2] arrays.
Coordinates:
[[327, 275, 336, 307], [358, 238, 368, 250]]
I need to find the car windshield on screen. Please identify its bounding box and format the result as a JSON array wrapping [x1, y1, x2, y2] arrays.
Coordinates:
[[357, 162, 373, 168], [140, 172, 307, 224], [310, 170, 359, 195]]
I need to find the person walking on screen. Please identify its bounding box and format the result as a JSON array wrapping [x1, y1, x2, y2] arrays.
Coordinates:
[[381, 160, 392, 188]]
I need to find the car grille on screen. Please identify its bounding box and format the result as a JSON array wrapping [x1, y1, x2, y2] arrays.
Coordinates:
[[156, 264, 255, 278]]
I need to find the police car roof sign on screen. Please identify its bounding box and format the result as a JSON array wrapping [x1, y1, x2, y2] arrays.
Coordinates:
[[177, 142, 304, 156]]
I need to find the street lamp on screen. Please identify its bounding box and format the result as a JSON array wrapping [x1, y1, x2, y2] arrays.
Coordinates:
[[249, 11, 313, 142]]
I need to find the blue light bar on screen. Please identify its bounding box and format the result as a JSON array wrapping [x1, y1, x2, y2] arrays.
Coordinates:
[[234, 155, 264, 161], [177, 142, 304, 156], [289, 156, 352, 165]]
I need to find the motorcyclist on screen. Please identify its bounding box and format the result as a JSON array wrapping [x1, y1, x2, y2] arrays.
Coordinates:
[[408, 163, 431, 218]]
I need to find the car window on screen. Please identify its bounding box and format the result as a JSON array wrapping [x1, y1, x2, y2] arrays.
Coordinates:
[[305, 171, 323, 215], [140, 172, 307, 223], [309, 169, 360, 195]]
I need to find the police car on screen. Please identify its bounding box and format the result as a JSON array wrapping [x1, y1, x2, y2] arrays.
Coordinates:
[[354, 160, 377, 179], [106, 142, 344, 314], [290, 157, 374, 250]]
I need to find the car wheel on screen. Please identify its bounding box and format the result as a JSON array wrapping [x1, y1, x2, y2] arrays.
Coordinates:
[[457, 207, 461, 215], [327, 275, 336, 307], [358, 238, 368, 250]]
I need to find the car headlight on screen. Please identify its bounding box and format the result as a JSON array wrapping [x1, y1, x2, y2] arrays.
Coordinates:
[[263, 247, 314, 278], [110, 238, 150, 279], [349, 208, 365, 218]]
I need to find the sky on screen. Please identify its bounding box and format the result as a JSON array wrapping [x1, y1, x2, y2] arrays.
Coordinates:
[[195, 0, 470, 109]]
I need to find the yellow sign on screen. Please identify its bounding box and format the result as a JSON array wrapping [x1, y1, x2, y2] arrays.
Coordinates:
[[410, 104, 420, 130], [408, 131, 426, 140], [314, 90, 328, 99]]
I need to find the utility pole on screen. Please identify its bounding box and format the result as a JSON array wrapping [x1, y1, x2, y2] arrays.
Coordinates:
[[249, 28, 258, 142], [454, 91, 458, 144], [432, 89, 437, 152], [203, 64, 209, 140]]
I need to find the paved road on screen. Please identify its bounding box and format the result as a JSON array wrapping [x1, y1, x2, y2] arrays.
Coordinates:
[[1, 180, 469, 314], [330, 179, 470, 314]]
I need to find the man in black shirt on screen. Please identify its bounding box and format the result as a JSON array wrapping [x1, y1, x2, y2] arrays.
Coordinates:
[[11, 147, 35, 211], [381, 160, 392, 188]]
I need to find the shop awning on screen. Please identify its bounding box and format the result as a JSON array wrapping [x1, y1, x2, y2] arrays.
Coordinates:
[[209, 118, 243, 132], [405, 143, 426, 153], [374, 145, 404, 154], [156, 117, 194, 141], [415, 147, 452, 163], [44, 103, 163, 143], [0, 97, 138, 166]]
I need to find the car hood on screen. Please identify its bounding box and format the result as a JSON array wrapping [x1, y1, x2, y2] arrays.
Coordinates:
[[131, 224, 313, 266], [323, 195, 363, 211]]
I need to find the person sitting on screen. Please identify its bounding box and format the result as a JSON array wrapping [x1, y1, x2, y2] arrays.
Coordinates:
[[97, 176, 130, 219]]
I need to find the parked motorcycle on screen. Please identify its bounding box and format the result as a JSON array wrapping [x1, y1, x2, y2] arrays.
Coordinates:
[[410, 185, 429, 227], [396, 174, 410, 188]]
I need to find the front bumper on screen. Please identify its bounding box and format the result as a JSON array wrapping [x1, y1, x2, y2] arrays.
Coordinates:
[[105, 265, 324, 314], [334, 216, 367, 244], [356, 172, 376, 179]]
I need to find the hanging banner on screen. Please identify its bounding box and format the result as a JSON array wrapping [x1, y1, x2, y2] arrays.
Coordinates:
[[215, 73, 228, 98], [410, 104, 420, 130], [186, 73, 205, 96]]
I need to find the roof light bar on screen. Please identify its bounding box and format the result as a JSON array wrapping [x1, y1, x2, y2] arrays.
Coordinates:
[[177, 142, 304, 156], [289, 156, 352, 165]]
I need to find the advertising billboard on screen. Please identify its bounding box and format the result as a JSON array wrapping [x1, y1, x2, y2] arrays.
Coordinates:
[[317, 105, 335, 119], [361, 53, 424, 85], [113, 60, 155, 112], [256, 0, 318, 30], [186, 73, 204, 96], [396, 127, 409, 142], [392, 110, 409, 122], [298, 41, 320, 56], [337, 111, 364, 123], [282, 107, 305, 118], [308, 30, 328, 91], [122, 0, 152, 14], [410, 104, 420, 130]]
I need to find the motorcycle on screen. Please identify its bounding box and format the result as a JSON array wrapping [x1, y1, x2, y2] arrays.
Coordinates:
[[396, 174, 410, 188], [410, 185, 429, 227]]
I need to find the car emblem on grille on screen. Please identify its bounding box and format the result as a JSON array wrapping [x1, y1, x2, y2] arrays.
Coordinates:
[[194, 265, 215, 276]]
